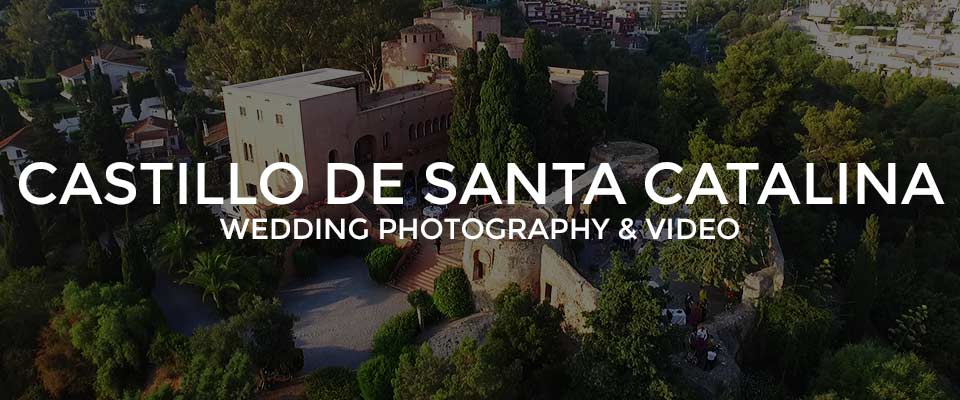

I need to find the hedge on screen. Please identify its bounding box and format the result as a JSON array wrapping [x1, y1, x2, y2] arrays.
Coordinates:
[[357, 355, 396, 400], [371, 309, 419, 358], [406, 289, 440, 324], [17, 78, 57, 100], [304, 367, 360, 400], [365, 245, 401, 284], [293, 247, 318, 277], [433, 268, 474, 319]]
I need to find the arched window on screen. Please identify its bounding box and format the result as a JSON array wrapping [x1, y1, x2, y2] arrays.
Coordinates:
[[417, 122, 424, 138], [426, 120, 432, 135], [382, 132, 390, 150], [432, 117, 439, 134], [328, 150, 338, 163], [408, 124, 415, 141]]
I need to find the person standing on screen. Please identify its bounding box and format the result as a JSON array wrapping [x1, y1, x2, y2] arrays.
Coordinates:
[[434, 237, 442, 254]]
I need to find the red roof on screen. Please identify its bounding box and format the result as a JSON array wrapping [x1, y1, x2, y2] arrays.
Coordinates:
[[0, 125, 33, 150], [96, 44, 141, 63], [203, 121, 229, 146], [59, 60, 92, 78], [126, 117, 177, 144]]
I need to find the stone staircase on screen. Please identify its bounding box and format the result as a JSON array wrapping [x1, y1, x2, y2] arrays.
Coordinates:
[[392, 242, 463, 294]]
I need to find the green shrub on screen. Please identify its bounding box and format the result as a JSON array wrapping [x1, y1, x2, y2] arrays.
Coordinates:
[[365, 245, 401, 284], [372, 309, 419, 358], [148, 328, 188, 370], [17, 78, 56, 100], [305, 367, 360, 400], [812, 341, 948, 400], [357, 355, 396, 400], [406, 289, 440, 324], [433, 268, 474, 319], [294, 247, 318, 277]]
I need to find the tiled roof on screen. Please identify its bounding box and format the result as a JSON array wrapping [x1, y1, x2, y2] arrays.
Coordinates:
[[427, 43, 463, 56], [400, 23, 441, 34], [126, 117, 176, 143], [0, 125, 33, 150], [203, 121, 229, 146], [96, 44, 140, 62], [430, 5, 485, 14], [59, 60, 91, 78]]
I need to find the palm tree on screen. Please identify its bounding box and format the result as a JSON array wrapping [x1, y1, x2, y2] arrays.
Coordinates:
[[155, 220, 200, 273], [180, 250, 240, 309]]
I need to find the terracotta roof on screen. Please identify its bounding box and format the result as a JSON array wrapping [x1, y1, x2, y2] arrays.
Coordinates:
[[96, 44, 140, 63], [0, 125, 33, 150], [427, 43, 463, 56], [430, 5, 484, 14], [59, 60, 91, 78], [126, 117, 176, 144], [203, 121, 229, 146], [400, 23, 441, 34]]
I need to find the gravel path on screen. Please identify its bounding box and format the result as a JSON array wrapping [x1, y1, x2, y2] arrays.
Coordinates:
[[279, 256, 410, 373]]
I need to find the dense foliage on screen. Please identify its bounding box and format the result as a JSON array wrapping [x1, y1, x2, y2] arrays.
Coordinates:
[[305, 367, 361, 400], [812, 341, 948, 400], [432, 267, 474, 319], [365, 244, 401, 284]]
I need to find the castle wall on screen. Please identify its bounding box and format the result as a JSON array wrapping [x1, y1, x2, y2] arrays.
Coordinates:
[[539, 246, 600, 331]]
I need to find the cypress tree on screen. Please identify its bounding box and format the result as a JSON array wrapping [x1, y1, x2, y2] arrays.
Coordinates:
[[447, 49, 482, 183], [848, 214, 879, 340], [478, 33, 501, 81], [506, 123, 537, 177], [0, 88, 24, 138], [121, 208, 153, 293], [478, 46, 521, 188], [520, 28, 553, 161], [0, 153, 44, 270], [127, 72, 142, 120], [565, 70, 606, 162]]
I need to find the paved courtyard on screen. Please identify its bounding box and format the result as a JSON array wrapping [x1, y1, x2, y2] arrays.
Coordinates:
[[279, 255, 410, 372]]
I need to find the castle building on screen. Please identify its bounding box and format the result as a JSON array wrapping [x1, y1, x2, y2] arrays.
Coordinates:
[[223, 6, 607, 216]]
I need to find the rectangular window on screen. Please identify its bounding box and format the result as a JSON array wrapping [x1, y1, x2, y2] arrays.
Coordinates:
[[240, 106, 247, 116], [544, 283, 553, 303], [15, 149, 22, 158], [275, 114, 284, 125], [256, 110, 263, 121], [246, 183, 257, 197], [243, 142, 249, 161]]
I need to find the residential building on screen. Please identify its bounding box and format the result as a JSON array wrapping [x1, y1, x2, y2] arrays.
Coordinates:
[[0, 126, 34, 177], [125, 117, 181, 161], [58, 44, 148, 96], [203, 121, 231, 158], [57, 0, 100, 19], [797, 8, 960, 85]]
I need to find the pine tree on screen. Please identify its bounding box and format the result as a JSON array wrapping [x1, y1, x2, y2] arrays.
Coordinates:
[[478, 46, 520, 188], [520, 29, 553, 162], [848, 214, 879, 339], [0, 88, 24, 138], [0, 153, 44, 270], [447, 49, 482, 183]]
